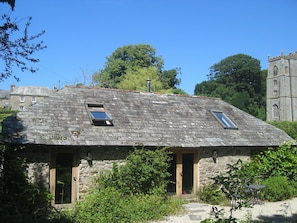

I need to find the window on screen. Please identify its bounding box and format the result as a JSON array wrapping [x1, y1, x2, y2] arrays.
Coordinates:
[[19, 96, 25, 102], [272, 104, 279, 121], [19, 105, 24, 111], [87, 103, 113, 126], [273, 65, 278, 76], [211, 111, 237, 129], [31, 96, 36, 103], [273, 80, 278, 92]]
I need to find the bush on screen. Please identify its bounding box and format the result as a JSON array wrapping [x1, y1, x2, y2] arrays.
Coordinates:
[[96, 148, 171, 196], [73, 148, 183, 222], [0, 145, 51, 223], [242, 141, 297, 182], [74, 186, 183, 223], [198, 184, 228, 205], [261, 176, 295, 202]]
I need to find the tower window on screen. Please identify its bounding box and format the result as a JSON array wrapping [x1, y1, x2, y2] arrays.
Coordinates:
[[273, 65, 278, 76], [272, 104, 279, 121], [273, 80, 278, 92]]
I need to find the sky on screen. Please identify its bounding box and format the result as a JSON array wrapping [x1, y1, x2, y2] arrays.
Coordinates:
[[0, 0, 296, 94]]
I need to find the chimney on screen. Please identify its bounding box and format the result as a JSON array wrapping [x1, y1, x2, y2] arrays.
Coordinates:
[[146, 79, 151, 93], [10, 84, 15, 92]]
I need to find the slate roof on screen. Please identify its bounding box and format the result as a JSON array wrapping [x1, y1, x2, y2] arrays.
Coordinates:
[[0, 90, 9, 99], [2, 86, 292, 148], [10, 86, 53, 96]]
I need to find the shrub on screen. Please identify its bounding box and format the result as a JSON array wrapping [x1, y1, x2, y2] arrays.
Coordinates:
[[0, 145, 51, 223], [73, 148, 183, 222], [96, 147, 171, 196], [241, 141, 297, 182], [198, 184, 228, 205], [261, 176, 295, 202]]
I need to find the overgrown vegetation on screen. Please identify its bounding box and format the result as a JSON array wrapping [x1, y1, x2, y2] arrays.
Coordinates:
[[200, 160, 253, 223], [0, 145, 183, 223], [0, 145, 52, 223], [73, 148, 183, 223], [199, 141, 297, 222], [198, 184, 228, 206]]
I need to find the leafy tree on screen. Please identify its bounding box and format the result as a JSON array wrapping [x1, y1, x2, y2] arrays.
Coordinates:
[[93, 44, 163, 88], [0, 4, 46, 82], [92, 44, 185, 94], [195, 54, 266, 119], [159, 68, 181, 89], [116, 67, 163, 92]]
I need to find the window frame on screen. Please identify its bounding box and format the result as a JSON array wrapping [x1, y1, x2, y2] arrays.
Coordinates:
[[86, 103, 113, 126], [19, 96, 25, 102], [211, 110, 238, 129], [31, 96, 36, 103], [273, 65, 278, 76]]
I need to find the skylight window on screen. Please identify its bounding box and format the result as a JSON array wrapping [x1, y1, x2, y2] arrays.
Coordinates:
[[87, 104, 113, 126], [211, 111, 237, 129]]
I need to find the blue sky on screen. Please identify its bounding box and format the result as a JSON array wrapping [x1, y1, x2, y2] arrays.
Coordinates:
[[0, 0, 296, 94]]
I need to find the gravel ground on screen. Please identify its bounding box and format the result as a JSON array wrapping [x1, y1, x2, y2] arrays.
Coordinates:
[[150, 197, 297, 223]]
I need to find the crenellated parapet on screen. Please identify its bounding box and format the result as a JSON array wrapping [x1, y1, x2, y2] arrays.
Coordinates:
[[268, 51, 297, 62]]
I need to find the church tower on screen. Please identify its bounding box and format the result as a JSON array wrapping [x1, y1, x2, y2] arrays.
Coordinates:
[[267, 51, 297, 121]]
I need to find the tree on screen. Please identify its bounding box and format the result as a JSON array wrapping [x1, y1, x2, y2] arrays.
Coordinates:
[[93, 44, 163, 88], [92, 44, 185, 94], [0, 4, 46, 82], [195, 54, 266, 119], [116, 67, 163, 92], [0, 0, 15, 10]]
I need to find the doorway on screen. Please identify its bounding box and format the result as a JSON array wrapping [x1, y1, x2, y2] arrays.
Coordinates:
[[167, 151, 196, 197], [50, 149, 78, 205], [55, 153, 72, 204], [182, 153, 194, 195]]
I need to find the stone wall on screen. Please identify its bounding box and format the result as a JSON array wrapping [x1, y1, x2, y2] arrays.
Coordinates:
[[22, 146, 260, 201], [78, 147, 130, 199], [24, 147, 50, 188], [197, 147, 251, 186]]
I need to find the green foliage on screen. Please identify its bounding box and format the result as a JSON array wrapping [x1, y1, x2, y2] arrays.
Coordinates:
[[73, 148, 183, 222], [116, 67, 164, 92], [212, 160, 253, 222], [92, 44, 185, 94], [0, 108, 16, 131], [0, 145, 51, 223], [240, 141, 297, 201], [198, 184, 228, 205], [269, 121, 297, 139], [74, 188, 183, 223], [194, 54, 266, 120], [249, 142, 297, 181], [97, 147, 171, 195], [261, 176, 296, 202]]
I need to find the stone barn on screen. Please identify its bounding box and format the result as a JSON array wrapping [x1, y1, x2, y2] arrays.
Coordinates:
[[1, 86, 292, 207]]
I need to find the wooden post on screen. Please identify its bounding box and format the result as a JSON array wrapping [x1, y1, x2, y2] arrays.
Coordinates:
[[176, 152, 182, 197], [193, 151, 198, 195]]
